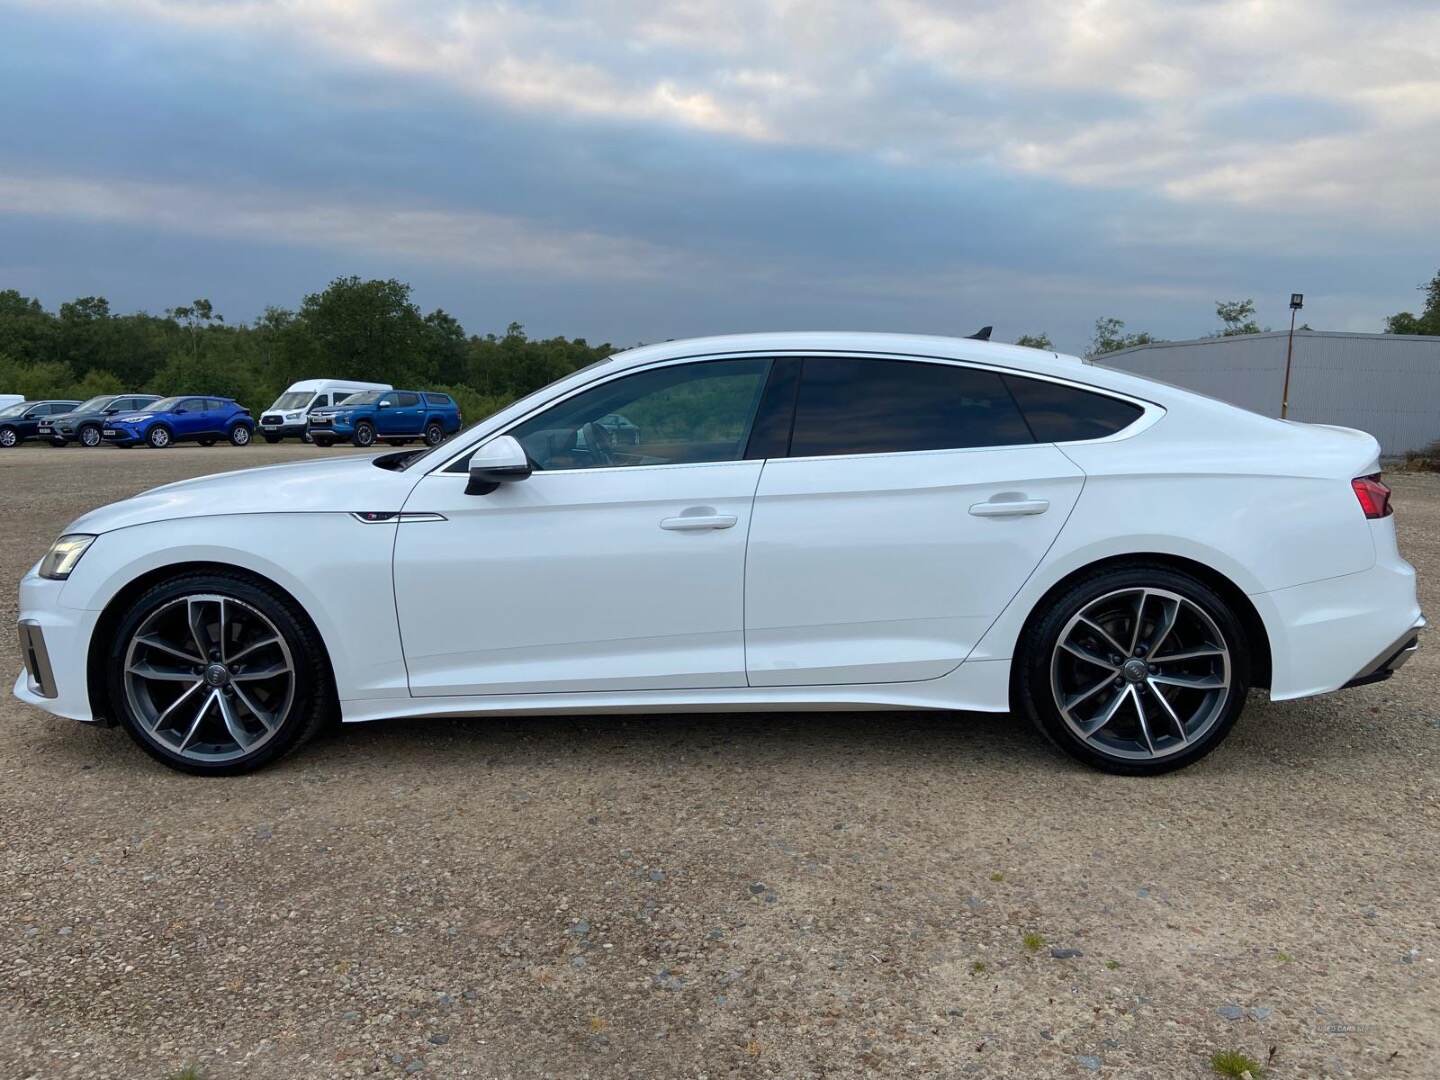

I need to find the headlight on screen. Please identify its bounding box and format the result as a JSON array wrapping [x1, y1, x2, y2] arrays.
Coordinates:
[[40, 534, 97, 580], [119, 415, 148, 423]]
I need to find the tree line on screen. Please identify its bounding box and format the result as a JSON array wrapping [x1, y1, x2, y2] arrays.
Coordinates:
[[5, 269, 1438, 418], [0, 277, 618, 423]]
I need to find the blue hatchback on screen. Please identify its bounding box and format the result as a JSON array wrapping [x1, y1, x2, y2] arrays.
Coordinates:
[[103, 395, 256, 448]]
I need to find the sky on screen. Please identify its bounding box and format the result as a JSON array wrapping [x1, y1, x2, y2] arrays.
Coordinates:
[[2, 0, 1438, 354]]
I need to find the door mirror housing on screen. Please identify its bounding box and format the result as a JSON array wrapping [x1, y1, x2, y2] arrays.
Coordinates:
[[467, 435, 531, 495], [377, 399, 391, 409]]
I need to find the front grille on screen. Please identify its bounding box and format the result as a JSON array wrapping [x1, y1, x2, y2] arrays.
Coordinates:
[[18, 621, 57, 698], [261, 414, 283, 425]]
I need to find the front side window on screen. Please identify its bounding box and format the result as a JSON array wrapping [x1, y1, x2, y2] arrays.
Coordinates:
[[508, 359, 771, 471], [789, 357, 1032, 457]]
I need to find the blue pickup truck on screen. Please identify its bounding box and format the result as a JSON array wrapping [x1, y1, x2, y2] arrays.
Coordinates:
[[307, 390, 462, 448]]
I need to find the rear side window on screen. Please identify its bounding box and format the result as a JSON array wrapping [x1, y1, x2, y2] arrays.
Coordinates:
[[207, 399, 226, 411], [424, 393, 454, 406], [789, 357, 1032, 457], [394, 392, 420, 407], [1003, 375, 1143, 442]]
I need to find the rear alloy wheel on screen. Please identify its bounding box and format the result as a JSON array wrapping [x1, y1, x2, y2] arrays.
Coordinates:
[[146, 426, 172, 449], [1017, 566, 1249, 775], [0, 427, 17, 448], [108, 574, 333, 774], [352, 421, 376, 448], [80, 425, 102, 447], [229, 424, 251, 446], [424, 422, 445, 447]]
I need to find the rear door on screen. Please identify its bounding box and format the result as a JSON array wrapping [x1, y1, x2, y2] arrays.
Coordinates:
[[743, 356, 1086, 686]]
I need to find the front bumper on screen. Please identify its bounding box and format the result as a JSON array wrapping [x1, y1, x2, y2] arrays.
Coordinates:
[[13, 571, 103, 722], [101, 425, 143, 445], [259, 418, 308, 438], [308, 418, 356, 438]]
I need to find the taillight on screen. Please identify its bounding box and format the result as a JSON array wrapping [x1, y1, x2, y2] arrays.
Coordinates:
[[1352, 474, 1393, 519]]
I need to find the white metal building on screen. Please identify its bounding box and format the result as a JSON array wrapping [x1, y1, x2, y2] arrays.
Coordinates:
[[1097, 330, 1440, 457]]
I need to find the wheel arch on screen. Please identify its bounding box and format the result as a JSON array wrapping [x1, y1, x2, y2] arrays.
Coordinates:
[[85, 560, 338, 723], [1007, 553, 1272, 702]]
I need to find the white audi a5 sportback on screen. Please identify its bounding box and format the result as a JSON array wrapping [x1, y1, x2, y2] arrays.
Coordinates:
[[15, 333, 1423, 776]]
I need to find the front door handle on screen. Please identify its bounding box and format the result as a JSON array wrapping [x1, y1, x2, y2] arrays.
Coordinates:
[[660, 509, 738, 531], [969, 498, 1050, 518]]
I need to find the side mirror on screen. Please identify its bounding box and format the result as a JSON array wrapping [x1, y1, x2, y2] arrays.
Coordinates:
[[377, 400, 391, 409], [467, 435, 531, 496], [175, 407, 189, 414]]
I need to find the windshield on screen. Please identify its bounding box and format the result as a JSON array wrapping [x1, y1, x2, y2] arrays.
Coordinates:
[[342, 391, 383, 406], [0, 402, 29, 418], [74, 395, 117, 413], [270, 392, 313, 410]]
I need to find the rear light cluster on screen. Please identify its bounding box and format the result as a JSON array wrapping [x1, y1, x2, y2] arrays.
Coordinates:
[[1352, 474, 1393, 519]]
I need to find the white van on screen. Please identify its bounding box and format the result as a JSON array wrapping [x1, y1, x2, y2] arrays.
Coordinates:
[[258, 379, 392, 442], [0, 394, 24, 412]]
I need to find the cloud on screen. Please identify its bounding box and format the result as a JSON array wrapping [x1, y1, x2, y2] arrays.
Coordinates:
[[0, 171, 686, 281], [17, 0, 1440, 222]]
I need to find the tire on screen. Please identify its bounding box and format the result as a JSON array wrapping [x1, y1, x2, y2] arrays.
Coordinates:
[[228, 424, 252, 447], [424, 422, 445, 446], [263, 433, 282, 444], [1014, 562, 1250, 776], [80, 424, 103, 448], [0, 427, 17, 448], [105, 570, 335, 775], [198, 439, 217, 447], [312, 437, 334, 448], [146, 425, 172, 449], [351, 421, 376, 448]]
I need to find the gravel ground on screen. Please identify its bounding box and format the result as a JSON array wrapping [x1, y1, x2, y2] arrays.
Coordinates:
[[2, 443, 1437, 1079]]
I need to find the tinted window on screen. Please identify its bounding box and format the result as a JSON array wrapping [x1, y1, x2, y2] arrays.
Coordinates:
[[1003, 376, 1143, 442], [509, 359, 770, 471], [424, 393, 453, 406], [394, 392, 420, 407], [789, 358, 1031, 457]]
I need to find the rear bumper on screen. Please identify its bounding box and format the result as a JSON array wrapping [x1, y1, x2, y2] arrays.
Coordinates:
[[1255, 550, 1423, 701], [1342, 619, 1424, 689]]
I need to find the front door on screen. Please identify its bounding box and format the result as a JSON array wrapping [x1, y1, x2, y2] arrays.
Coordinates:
[[173, 398, 210, 438], [743, 356, 1086, 686], [393, 357, 773, 696], [378, 392, 423, 436]]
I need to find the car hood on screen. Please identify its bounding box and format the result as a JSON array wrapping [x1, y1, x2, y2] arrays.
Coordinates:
[[67, 454, 424, 534]]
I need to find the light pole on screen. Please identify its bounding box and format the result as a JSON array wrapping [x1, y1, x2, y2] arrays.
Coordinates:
[[1280, 292, 1303, 419]]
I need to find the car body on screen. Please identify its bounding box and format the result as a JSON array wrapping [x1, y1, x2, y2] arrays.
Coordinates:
[[38, 394, 163, 447], [307, 389, 461, 448], [102, 396, 255, 448], [14, 332, 1424, 776], [0, 400, 82, 447], [258, 379, 392, 442]]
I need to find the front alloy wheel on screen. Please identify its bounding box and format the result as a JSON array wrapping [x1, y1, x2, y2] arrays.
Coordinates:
[[147, 426, 171, 448], [352, 421, 376, 448], [0, 427, 16, 447], [1017, 566, 1249, 775], [108, 573, 333, 774], [80, 425, 102, 447]]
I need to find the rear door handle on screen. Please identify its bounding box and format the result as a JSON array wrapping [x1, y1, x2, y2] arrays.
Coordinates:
[[969, 498, 1050, 518], [660, 511, 738, 531]]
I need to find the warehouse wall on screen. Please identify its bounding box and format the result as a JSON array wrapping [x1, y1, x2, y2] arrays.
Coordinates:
[[1097, 330, 1440, 456]]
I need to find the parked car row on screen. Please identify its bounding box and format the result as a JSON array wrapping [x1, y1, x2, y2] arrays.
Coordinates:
[[0, 380, 464, 450]]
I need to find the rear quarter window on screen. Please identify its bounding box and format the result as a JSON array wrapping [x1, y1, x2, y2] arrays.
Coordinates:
[[424, 393, 454, 407], [1002, 375, 1144, 442]]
